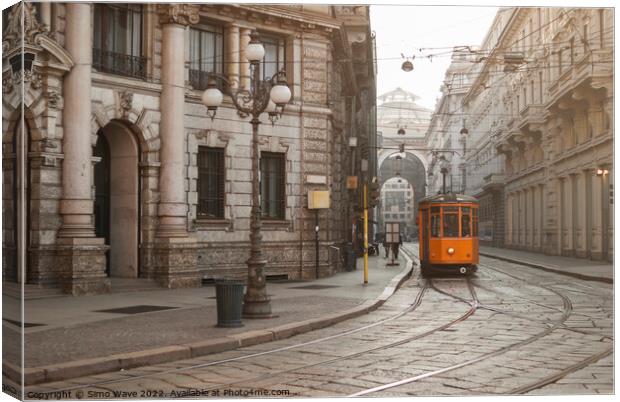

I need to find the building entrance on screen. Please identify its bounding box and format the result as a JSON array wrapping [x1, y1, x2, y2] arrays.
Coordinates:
[[93, 122, 140, 278]]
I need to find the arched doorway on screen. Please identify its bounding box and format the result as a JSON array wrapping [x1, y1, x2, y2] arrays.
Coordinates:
[[94, 121, 140, 278]]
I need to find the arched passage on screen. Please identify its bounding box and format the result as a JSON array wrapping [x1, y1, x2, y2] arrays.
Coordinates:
[[94, 120, 141, 278], [379, 151, 426, 214]]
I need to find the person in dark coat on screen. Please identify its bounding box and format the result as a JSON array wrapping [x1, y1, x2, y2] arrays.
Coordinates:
[[383, 239, 389, 258], [391, 234, 403, 259]]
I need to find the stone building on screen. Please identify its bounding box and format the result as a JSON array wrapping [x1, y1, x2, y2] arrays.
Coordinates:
[[2, 2, 376, 294], [425, 50, 473, 198], [431, 7, 613, 259]]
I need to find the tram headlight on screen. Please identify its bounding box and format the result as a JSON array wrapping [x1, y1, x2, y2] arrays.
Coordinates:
[[447, 247, 455, 255]]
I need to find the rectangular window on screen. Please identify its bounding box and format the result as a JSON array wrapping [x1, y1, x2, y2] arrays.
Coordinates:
[[197, 147, 225, 219], [260, 152, 286, 220], [431, 214, 440, 237], [260, 34, 285, 81], [461, 207, 471, 237], [189, 23, 225, 90], [558, 48, 563, 74], [569, 38, 574, 64], [473, 208, 479, 237], [539, 71, 543, 103], [443, 212, 459, 238], [93, 3, 145, 79]]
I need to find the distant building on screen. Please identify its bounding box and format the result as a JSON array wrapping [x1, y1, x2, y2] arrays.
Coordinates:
[[380, 177, 415, 237]]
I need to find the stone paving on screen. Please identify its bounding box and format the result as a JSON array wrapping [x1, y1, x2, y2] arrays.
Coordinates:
[[19, 243, 613, 398]]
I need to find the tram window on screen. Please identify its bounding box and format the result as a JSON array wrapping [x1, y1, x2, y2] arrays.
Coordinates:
[[443, 213, 459, 237], [431, 206, 440, 213], [443, 206, 458, 213], [461, 213, 471, 237], [473, 208, 478, 236], [462, 207, 470, 214], [431, 214, 440, 237]]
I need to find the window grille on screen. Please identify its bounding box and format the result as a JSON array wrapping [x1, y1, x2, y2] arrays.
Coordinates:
[[197, 147, 225, 219], [260, 152, 286, 219]]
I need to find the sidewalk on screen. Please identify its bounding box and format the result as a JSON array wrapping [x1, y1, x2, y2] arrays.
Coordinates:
[[479, 246, 613, 284], [3, 253, 413, 385]]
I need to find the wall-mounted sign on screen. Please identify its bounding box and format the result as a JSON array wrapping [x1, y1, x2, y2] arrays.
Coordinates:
[[308, 190, 331, 209], [347, 176, 358, 189]]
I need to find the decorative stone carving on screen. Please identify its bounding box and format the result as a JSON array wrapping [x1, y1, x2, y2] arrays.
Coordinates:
[[2, 74, 13, 93], [118, 90, 133, 117], [2, 2, 49, 50], [46, 90, 63, 109], [158, 4, 200, 26]]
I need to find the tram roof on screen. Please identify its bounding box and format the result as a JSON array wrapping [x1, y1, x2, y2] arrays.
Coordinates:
[[419, 192, 479, 204]]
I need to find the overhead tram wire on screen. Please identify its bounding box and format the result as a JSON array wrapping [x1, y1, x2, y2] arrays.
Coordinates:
[[185, 23, 611, 72]]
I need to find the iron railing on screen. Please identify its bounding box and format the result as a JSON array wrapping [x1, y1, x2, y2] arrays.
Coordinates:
[[92, 48, 146, 80]]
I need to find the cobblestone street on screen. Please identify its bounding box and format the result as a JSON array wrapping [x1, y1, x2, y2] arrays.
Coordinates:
[[22, 244, 613, 398]]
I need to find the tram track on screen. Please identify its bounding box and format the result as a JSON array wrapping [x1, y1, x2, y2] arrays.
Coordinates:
[[35, 251, 483, 394], [33, 247, 610, 396], [33, 274, 430, 392], [348, 250, 613, 397]]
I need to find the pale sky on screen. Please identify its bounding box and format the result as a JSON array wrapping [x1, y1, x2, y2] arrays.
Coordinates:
[[371, 5, 499, 110]]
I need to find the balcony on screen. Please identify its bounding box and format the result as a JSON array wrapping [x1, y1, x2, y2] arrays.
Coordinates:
[[189, 69, 231, 93], [92, 48, 146, 80], [517, 104, 545, 133]]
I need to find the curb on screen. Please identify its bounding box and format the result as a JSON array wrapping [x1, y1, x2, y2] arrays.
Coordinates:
[[5, 260, 413, 387], [479, 252, 613, 284]]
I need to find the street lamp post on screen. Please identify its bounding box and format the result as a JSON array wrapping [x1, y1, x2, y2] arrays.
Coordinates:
[[201, 31, 292, 318]]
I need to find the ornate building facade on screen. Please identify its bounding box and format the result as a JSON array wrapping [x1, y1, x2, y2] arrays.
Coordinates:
[[2, 2, 376, 294], [429, 7, 613, 259]]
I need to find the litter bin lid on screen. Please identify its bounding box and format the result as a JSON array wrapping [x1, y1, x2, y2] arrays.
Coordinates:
[[215, 278, 245, 285]]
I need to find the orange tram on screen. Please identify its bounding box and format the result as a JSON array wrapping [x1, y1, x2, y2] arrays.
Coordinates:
[[417, 193, 479, 276]]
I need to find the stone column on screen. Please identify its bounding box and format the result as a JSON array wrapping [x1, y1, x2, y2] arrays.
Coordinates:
[[154, 4, 201, 288], [539, 183, 546, 249], [57, 3, 110, 295], [591, 173, 603, 259], [530, 186, 536, 248], [505, 193, 512, 245], [40, 2, 52, 28], [239, 28, 252, 90], [523, 188, 529, 247], [226, 24, 240, 89], [575, 172, 587, 257]]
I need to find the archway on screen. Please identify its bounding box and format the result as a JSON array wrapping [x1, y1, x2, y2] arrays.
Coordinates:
[[379, 151, 426, 216], [94, 120, 140, 278]]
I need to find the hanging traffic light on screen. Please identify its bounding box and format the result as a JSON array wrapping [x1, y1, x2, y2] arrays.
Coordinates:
[[399, 143, 405, 153], [368, 177, 381, 208]]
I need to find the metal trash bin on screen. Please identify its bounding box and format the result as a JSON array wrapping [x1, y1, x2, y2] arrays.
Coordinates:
[[344, 243, 356, 272], [215, 279, 245, 328]]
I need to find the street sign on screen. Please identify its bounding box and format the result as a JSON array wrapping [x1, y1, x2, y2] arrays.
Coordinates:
[[308, 190, 330, 209]]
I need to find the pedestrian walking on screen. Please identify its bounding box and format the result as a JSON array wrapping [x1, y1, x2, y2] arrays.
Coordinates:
[[383, 239, 389, 258]]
